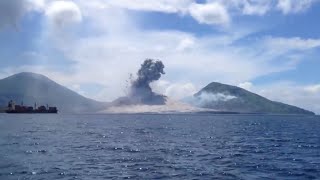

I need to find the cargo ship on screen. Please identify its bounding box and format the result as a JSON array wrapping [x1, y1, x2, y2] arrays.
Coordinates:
[[6, 100, 58, 114]]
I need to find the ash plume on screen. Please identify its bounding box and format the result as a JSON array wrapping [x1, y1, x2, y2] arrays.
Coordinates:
[[113, 59, 167, 105]]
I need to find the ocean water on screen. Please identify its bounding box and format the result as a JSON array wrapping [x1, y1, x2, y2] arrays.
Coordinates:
[[0, 114, 319, 180]]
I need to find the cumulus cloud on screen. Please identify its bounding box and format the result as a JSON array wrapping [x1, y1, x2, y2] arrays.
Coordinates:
[[45, 1, 82, 29], [238, 81, 253, 91], [0, 0, 83, 30], [176, 37, 195, 51], [152, 80, 197, 100], [277, 0, 317, 14], [241, 0, 271, 15], [41, 1, 83, 51], [218, 0, 272, 16], [217, 0, 319, 18], [189, 2, 230, 25], [75, 0, 320, 27]]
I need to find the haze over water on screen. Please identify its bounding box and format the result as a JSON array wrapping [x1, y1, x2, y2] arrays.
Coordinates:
[[0, 114, 319, 179]]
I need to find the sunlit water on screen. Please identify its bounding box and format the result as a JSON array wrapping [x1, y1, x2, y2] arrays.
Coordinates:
[[0, 114, 319, 179]]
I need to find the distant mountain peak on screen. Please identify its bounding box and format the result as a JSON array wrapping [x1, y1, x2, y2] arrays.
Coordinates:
[[3, 72, 53, 83], [16, 72, 41, 76], [8, 72, 50, 79]]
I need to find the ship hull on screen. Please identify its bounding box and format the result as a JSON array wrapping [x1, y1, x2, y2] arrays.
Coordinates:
[[6, 110, 58, 114]]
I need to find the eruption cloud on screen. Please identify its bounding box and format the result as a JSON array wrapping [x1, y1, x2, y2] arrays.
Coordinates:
[[133, 59, 165, 89], [113, 59, 167, 105]]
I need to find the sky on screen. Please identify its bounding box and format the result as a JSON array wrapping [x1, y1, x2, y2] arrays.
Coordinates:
[[0, 0, 320, 113]]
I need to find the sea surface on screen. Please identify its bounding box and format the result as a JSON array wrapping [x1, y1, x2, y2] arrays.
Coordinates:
[[0, 114, 319, 180]]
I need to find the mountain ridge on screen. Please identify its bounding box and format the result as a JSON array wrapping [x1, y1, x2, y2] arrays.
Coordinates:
[[189, 82, 315, 115], [0, 72, 315, 115]]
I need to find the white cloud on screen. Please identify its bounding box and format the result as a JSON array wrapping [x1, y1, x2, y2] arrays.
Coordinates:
[[41, 1, 84, 53], [198, 92, 237, 102], [187, 92, 237, 108], [176, 37, 195, 51], [241, 0, 271, 15], [238, 81, 253, 91], [152, 80, 198, 100], [103, 0, 193, 13], [0, 0, 50, 28], [71, 0, 320, 28], [264, 37, 320, 51], [189, 2, 230, 25], [45, 1, 82, 29], [0, 0, 83, 30], [277, 0, 317, 14], [218, 0, 318, 17], [2, 0, 318, 31], [218, 0, 272, 16], [260, 37, 320, 61], [78, 0, 319, 18]]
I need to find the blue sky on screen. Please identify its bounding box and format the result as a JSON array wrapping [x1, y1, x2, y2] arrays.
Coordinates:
[[0, 0, 320, 113]]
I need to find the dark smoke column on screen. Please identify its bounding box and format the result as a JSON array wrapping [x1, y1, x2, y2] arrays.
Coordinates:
[[113, 59, 167, 106], [129, 59, 166, 105]]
